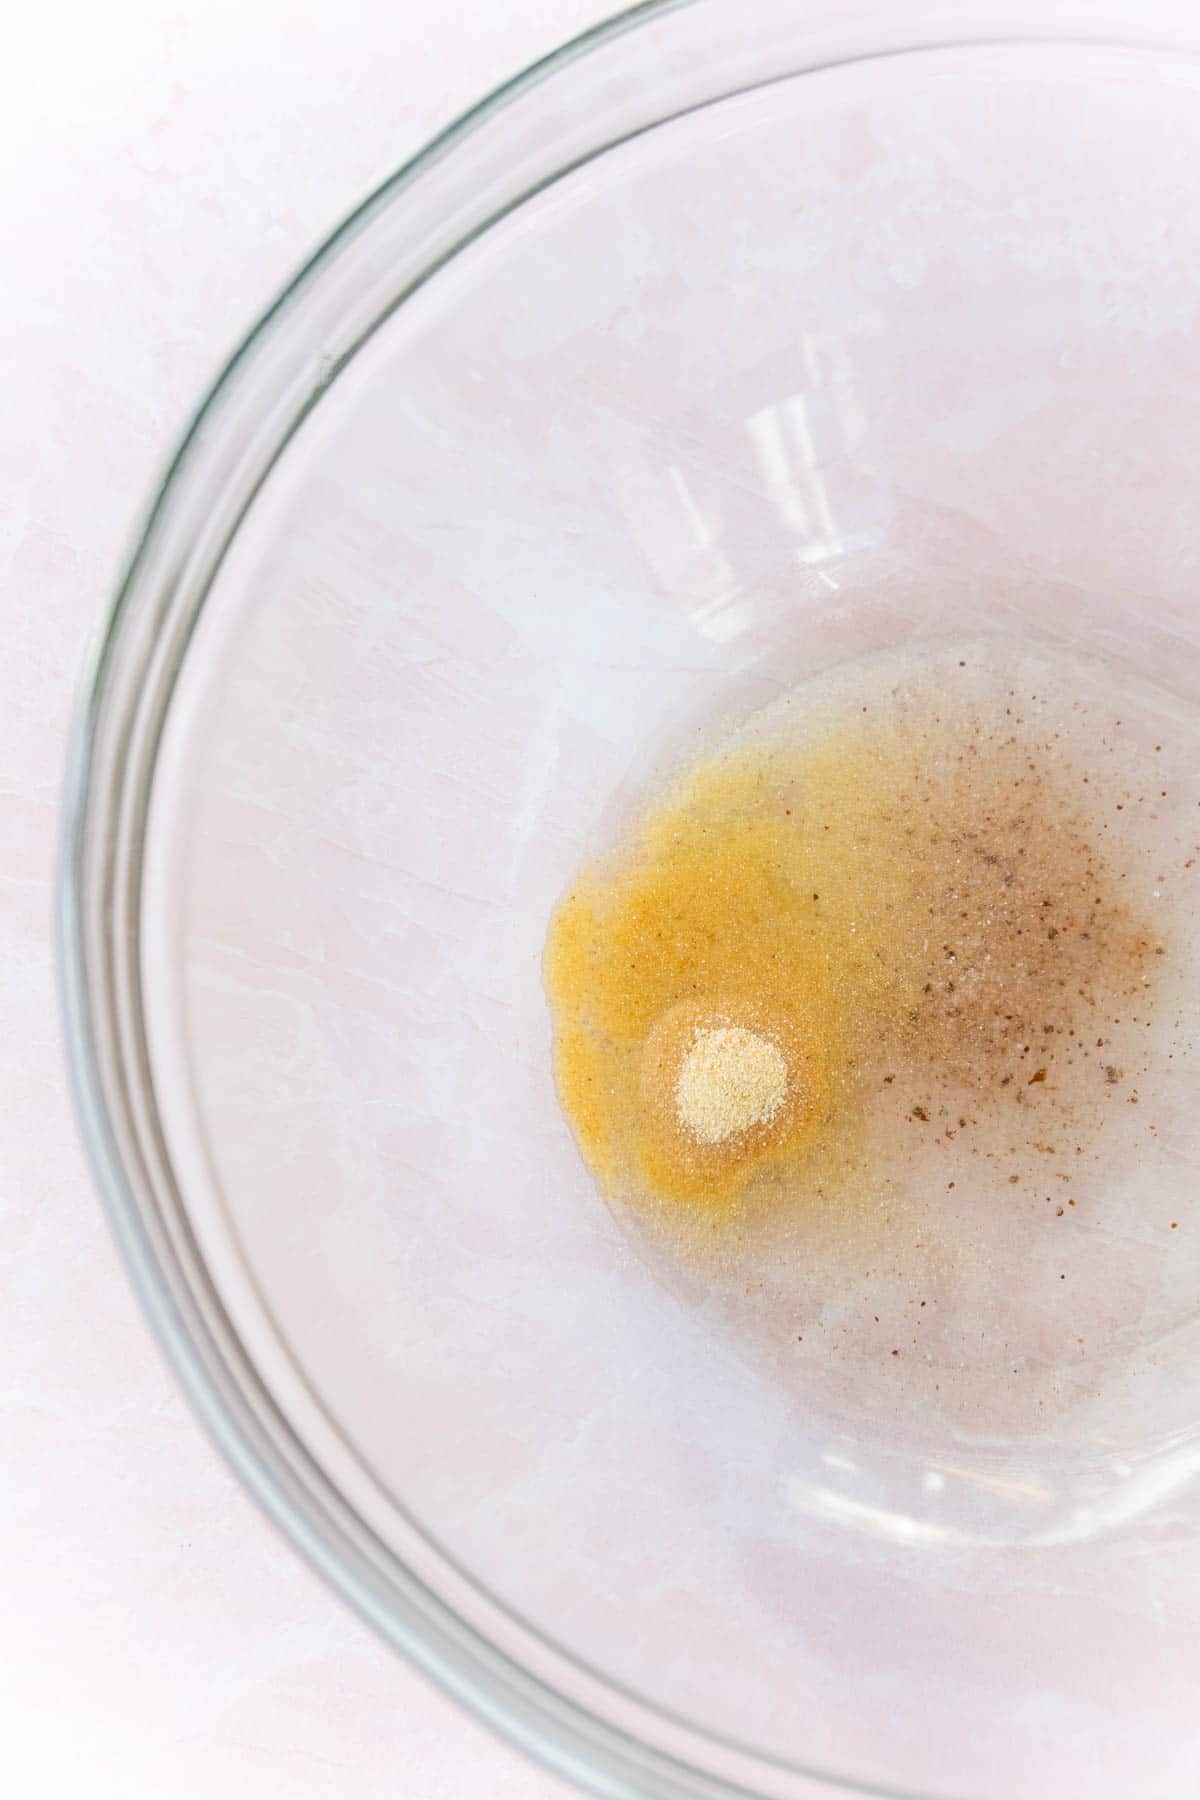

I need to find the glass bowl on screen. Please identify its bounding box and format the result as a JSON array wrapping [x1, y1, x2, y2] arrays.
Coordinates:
[[60, 3, 1200, 1796]]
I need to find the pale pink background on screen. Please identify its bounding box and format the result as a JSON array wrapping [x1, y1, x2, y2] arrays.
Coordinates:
[[0, 3, 603, 1795]]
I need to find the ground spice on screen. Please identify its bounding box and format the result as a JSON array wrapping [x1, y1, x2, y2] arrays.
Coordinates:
[[675, 1026, 788, 1145]]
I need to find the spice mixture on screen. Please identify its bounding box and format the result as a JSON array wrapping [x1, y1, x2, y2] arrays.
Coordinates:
[[544, 646, 1178, 1226]]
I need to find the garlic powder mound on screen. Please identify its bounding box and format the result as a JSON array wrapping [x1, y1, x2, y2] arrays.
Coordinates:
[[675, 1027, 788, 1145]]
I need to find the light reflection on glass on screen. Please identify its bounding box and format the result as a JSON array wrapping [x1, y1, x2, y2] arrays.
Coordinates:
[[612, 316, 886, 640], [665, 464, 752, 644], [613, 445, 749, 644], [821, 1450, 860, 1474], [746, 392, 839, 559], [784, 1436, 1200, 1550], [785, 1478, 961, 1548]]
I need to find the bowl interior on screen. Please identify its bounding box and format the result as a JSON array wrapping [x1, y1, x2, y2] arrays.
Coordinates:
[[137, 39, 1200, 1800]]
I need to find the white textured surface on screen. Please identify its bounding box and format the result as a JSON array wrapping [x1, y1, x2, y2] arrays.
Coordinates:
[[0, 4, 598, 1795]]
